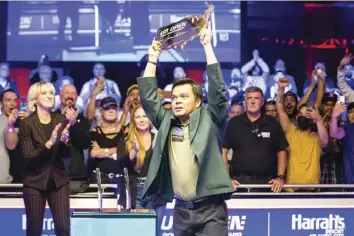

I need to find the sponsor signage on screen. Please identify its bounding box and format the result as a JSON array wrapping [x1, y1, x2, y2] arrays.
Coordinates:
[[0, 207, 353, 236]]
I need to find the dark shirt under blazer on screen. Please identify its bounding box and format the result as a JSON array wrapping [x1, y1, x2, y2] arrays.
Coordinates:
[[19, 112, 80, 190], [137, 63, 233, 204]]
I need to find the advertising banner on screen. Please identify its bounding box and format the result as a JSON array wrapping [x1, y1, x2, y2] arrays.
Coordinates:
[[0, 207, 353, 236]]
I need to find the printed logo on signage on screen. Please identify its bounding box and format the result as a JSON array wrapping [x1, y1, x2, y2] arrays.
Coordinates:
[[292, 214, 346, 236], [228, 215, 247, 236], [160, 214, 247, 236], [21, 213, 58, 236]]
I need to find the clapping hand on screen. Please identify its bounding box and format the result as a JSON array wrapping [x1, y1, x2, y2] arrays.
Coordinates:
[[60, 124, 70, 143], [129, 136, 140, 161], [47, 123, 62, 147], [65, 107, 78, 126]]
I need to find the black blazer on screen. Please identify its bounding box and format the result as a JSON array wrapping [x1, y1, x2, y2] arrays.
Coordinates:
[[19, 112, 73, 190]]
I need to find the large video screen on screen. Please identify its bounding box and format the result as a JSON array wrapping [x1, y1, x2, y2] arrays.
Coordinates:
[[7, 1, 241, 63]]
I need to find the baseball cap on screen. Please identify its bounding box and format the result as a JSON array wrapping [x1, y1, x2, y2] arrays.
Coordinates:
[[322, 92, 337, 104], [100, 96, 118, 109], [284, 91, 298, 102]]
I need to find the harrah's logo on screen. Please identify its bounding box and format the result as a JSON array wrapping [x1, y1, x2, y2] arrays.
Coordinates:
[[291, 214, 345, 230], [22, 215, 55, 231]]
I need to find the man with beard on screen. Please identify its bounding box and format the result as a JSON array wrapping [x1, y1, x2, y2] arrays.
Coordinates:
[[276, 79, 328, 192], [57, 84, 91, 193], [283, 70, 318, 126], [265, 101, 277, 119], [119, 84, 141, 128], [227, 67, 245, 102]]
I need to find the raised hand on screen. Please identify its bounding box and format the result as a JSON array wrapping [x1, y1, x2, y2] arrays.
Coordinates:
[[332, 102, 346, 118], [200, 27, 212, 46], [65, 107, 78, 126], [148, 39, 162, 63], [278, 77, 289, 89], [92, 77, 105, 95], [252, 49, 259, 61], [339, 53, 353, 68], [315, 67, 327, 80], [123, 96, 132, 112], [60, 124, 70, 143], [305, 107, 321, 121], [8, 109, 18, 127]]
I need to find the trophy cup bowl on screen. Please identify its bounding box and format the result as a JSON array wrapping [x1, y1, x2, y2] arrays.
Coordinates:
[[155, 5, 214, 50]]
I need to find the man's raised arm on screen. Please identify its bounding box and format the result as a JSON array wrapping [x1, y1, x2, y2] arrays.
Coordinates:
[[137, 41, 166, 129], [202, 28, 228, 126]]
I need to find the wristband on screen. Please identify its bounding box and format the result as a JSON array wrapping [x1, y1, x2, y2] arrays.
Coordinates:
[[277, 175, 284, 180], [148, 60, 157, 65]]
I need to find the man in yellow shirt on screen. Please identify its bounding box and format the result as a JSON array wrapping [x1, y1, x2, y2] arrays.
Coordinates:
[[276, 79, 328, 192]]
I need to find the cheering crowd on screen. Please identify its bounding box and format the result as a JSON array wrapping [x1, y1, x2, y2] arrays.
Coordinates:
[[0, 28, 353, 235]]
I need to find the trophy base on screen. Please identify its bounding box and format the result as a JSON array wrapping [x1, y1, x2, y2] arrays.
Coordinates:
[[71, 209, 157, 236]]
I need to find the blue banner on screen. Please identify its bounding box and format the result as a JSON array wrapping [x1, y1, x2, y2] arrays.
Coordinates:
[[0, 207, 353, 236]]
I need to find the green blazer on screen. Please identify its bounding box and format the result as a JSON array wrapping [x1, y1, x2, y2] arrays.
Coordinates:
[[137, 63, 233, 204]]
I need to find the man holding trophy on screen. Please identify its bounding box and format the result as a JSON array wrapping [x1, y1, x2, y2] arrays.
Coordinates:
[[137, 5, 234, 236]]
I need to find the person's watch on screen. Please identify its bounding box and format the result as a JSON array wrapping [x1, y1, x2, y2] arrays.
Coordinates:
[[277, 175, 285, 180]]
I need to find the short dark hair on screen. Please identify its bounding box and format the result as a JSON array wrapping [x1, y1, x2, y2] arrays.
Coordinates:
[[0, 89, 17, 101], [172, 78, 203, 106], [230, 100, 243, 107], [245, 86, 264, 98], [265, 100, 276, 106]]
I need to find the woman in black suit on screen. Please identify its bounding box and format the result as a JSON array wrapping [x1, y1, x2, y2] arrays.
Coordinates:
[[19, 82, 78, 236]]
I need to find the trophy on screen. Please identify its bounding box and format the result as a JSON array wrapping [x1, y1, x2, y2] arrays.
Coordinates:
[[155, 5, 214, 50]]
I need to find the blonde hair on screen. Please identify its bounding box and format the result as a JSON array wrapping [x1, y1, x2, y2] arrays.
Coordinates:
[[27, 82, 55, 113], [96, 107, 119, 127], [126, 104, 151, 171]]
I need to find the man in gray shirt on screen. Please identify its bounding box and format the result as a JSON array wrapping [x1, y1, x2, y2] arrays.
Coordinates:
[[0, 89, 20, 183]]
